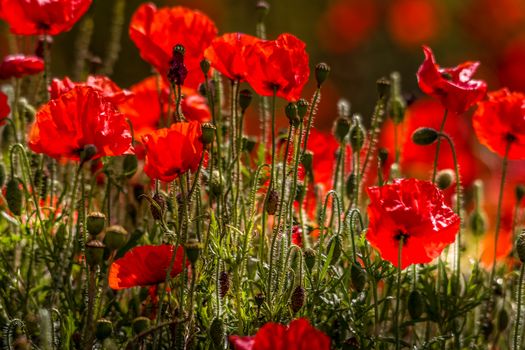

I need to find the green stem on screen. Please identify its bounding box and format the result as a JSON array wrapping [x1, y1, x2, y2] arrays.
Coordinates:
[[513, 264, 525, 350], [431, 109, 448, 183], [395, 239, 403, 350]]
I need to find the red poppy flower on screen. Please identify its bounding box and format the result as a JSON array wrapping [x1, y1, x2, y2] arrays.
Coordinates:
[[204, 33, 261, 81], [108, 244, 186, 290], [473, 88, 525, 160], [246, 33, 309, 102], [0, 54, 44, 79], [28, 86, 132, 161], [0, 91, 9, 126], [129, 3, 217, 89], [0, 0, 92, 36], [180, 87, 211, 123], [49, 75, 133, 105], [291, 225, 303, 247], [366, 178, 460, 269], [230, 318, 330, 350], [142, 121, 203, 182], [417, 46, 487, 114]]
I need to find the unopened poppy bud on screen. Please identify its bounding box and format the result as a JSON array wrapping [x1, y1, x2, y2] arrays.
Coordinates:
[[201, 122, 216, 145], [0, 163, 5, 187], [297, 98, 309, 120], [167, 44, 188, 86], [200, 58, 210, 76], [209, 317, 225, 347], [255, 1, 270, 22], [95, 319, 113, 341], [407, 290, 424, 319], [349, 114, 366, 151], [87, 212, 106, 237], [334, 117, 350, 143], [122, 154, 137, 178], [104, 225, 128, 251], [315, 62, 330, 88], [209, 170, 223, 196], [265, 189, 279, 215], [242, 136, 256, 153], [469, 210, 487, 237], [219, 271, 230, 298], [378, 148, 389, 167], [498, 308, 509, 331], [239, 89, 253, 113], [80, 144, 97, 163], [327, 235, 342, 265], [150, 192, 166, 221], [350, 262, 367, 292], [132, 316, 150, 335], [6, 177, 22, 216], [185, 238, 202, 265], [517, 230, 525, 263], [436, 169, 455, 190], [291, 285, 305, 313], [337, 98, 351, 118], [301, 151, 313, 174], [376, 77, 391, 99], [254, 292, 265, 306], [346, 174, 356, 200], [85, 240, 105, 267], [412, 127, 438, 145], [285, 102, 299, 126], [304, 248, 316, 272], [516, 184, 525, 203]]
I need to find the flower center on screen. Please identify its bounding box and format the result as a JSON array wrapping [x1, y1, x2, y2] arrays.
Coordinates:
[[394, 230, 409, 244], [505, 132, 517, 144]]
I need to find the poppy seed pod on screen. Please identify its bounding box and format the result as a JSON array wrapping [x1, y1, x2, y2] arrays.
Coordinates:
[[315, 62, 330, 88], [285, 102, 299, 126], [291, 285, 305, 313], [334, 117, 350, 143], [349, 114, 366, 151], [436, 169, 455, 190], [185, 238, 202, 265], [201, 122, 216, 145], [200, 58, 210, 76], [132, 316, 150, 335], [376, 77, 391, 99], [412, 127, 439, 145], [408, 290, 424, 319], [6, 177, 22, 216], [517, 230, 525, 263], [85, 240, 105, 267], [239, 89, 253, 113], [350, 262, 367, 292], [95, 319, 113, 341], [87, 212, 106, 237], [104, 225, 128, 251], [297, 98, 309, 120]]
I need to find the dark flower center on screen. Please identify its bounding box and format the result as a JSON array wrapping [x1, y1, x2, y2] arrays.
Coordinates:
[[505, 132, 517, 144], [394, 230, 409, 244]]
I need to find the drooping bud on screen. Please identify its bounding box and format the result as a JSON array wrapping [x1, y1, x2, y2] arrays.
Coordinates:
[[201, 122, 216, 145], [315, 62, 330, 88], [517, 230, 525, 263], [327, 235, 342, 265], [349, 114, 366, 151], [150, 192, 166, 221], [303, 248, 316, 272], [239, 89, 253, 114], [200, 58, 210, 76], [290, 285, 305, 313], [350, 262, 367, 292], [95, 319, 113, 341], [407, 290, 424, 319], [6, 177, 22, 216], [412, 127, 438, 145], [185, 238, 202, 265], [87, 212, 106, 237], [376, 77, 391, 99], [103, 225, 128, 251], [334, 117, 350, 143], [122, 155, 138, 178], [85, 240, 105, 267], [209, 170, 223, 196], [132, 316, 150, 335], [167, 44, 188, 86], [297, 98, 309, 121], [301, 151, 313, 174], [388, 72, 406, 124], [265, 189, 279, 215], [285, 102, 299, 127], [436, 169, 455, 190], [219, 271, 230, 298], [209, 317, 225, 347]]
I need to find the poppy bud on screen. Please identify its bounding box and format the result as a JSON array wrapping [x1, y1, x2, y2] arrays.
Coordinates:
[[285, 102, 299, 126], [516, 184, 525, 203], [122, 155, 137, 178], [103, 225, 128, 251], [200, 58, 210, 76], [209, 317, 225, 347], [0, 163, 5, 187], [85, 240, 105, 267], [334, 117, 350, 143], [517, 230, 525, 263], [346, 173, 356, 200], [315, 62, 330, 88], [297, 98, 309, 120], [201, 122, 216, 145], [254, 292, 265, 306], [498, 308, 509, 331], [436, 169, 455, 190], [239, 89, 253, 114], [265, 189, 279, 215], [209, 170, 223, 196], [376, 77, 391, 99], [349, 114, 366, 151], [6, 177, 22, 216], [132, 316, 150, 335], [337, 98, 351, 118], [290, 285, 305, 313], [219, 271, 230, 298], [350, 262, 367, 292], [412, 127, 439, 145], [80, 144, 97, 163], [87, 212, 106, 237], [301, 151, 313, 174], [303, 248, 316, 272], [378, 148, 389, 167], [327, 235, 342, 265], [95, 319, 113, 341], [255, 1, 270, 22], [469, 210, 487, 237], [407, 290, 424, 319], [167, 44, 188, 86], [242, 136, 256, 153], [185, 238, 202, 265]]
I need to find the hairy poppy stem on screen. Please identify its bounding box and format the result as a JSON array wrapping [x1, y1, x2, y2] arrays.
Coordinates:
[[395, 239, 403, 350], [513, 264, 525, 350], [431, 109, 448, 184]]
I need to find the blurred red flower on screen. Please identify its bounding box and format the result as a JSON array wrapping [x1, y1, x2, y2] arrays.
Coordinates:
[[109, 244, 186, 290], [0, 0, 92, 36], [417, 46, 487, 114], [142, 121, 203, 182], [0, 54, 44, 79], [291, 225, 303, 247], [129, 3, 217, 89], [366, 178, 460, 269], [0, 91, 9, 126], [473, 88, 525, 160], [28, 86, 132, 161], [230, 318, 330, 350], [204, 33, 261, 82], [498, 36, 525, 93], [246, 33, 309, 102], [49, 75, 133, 105]]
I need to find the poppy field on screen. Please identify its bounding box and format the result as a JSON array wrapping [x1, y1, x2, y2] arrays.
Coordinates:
[[1, 0, 525, 349]]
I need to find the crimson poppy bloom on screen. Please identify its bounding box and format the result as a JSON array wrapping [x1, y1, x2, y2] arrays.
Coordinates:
[[109, 244, 186, 290], [0, 0, 92, 36], [0, 91, 9, 126], [230, 318, 330, 350], [204, 33, 261, 81], [473, 88, 525, 160], [366, 178, 460, 269], [129, 3, 217, 89], [49, 75, 133, 105], [417, 46, 487, 114], [28, 86, 132, 161], [0, 54, 44, 79], [246, 33, 309, 102], [142, 121, 204, 182]]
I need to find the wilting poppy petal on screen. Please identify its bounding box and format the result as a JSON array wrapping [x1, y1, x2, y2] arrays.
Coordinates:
[[28, 86, 132, 161], [0, 54, 44, 79], [417, 46, 487, 114], [0, 91, 9, 126], [0, 0, 92, 36], [108, 244, 186, 290], [366, 178, 460, 269]]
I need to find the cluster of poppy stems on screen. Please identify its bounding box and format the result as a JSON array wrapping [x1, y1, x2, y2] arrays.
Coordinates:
[[1, 0, 525, 349]]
